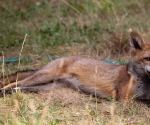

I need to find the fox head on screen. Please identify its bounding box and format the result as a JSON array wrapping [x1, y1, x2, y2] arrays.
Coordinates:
[[129, 31, 150, 75], [129, 31, 150, 99]]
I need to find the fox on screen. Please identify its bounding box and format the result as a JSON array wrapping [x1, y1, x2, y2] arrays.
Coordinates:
[[0, 31, 150, 104]]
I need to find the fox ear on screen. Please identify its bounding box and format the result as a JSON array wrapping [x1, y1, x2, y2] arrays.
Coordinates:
[[130, 31, 145, 50]]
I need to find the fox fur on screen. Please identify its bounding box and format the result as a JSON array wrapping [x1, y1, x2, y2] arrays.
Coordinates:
[[0, 31, 150, 104]]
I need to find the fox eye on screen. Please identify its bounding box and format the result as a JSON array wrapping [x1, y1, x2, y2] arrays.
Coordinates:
[[144, 57, 150, 61]]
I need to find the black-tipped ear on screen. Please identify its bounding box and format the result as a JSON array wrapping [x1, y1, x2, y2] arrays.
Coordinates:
[[130, 31, 145, 50]]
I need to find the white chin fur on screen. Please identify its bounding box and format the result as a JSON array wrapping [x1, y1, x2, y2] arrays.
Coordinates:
[[145, 65, 150, 72]]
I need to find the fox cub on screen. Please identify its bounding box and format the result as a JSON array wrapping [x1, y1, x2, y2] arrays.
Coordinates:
[[0, 32, 150, 103]]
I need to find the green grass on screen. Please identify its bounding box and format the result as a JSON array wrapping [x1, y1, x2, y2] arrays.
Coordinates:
[[1, 0, 150, 51], [1, 0, 150, 124]]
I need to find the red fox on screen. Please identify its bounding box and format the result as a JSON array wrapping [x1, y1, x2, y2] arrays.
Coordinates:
[[0, 32, 150, 104]]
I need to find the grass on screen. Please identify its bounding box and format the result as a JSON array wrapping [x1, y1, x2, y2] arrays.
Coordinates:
[[0, 0, 150, 124]]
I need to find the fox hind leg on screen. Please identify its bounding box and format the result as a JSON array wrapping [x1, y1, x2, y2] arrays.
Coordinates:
[[5, 78, 79, 93], [0, 70, 37, 89], [0, 70, 57, 92]]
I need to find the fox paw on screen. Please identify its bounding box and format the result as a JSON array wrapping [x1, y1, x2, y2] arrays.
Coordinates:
[[0, 81, 3, 89], [0, 88, 13, 96], [0, 89, 6, 97]]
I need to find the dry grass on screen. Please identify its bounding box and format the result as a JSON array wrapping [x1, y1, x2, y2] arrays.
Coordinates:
[[0, 89, 150, 125]]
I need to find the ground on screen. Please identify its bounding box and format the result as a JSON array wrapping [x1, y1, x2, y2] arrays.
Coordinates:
[[0, 0, 150, 125]]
